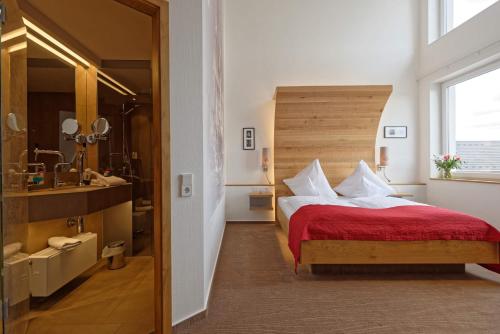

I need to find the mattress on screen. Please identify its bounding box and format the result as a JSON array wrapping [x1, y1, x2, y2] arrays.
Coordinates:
[[278, 195, 423, 220]]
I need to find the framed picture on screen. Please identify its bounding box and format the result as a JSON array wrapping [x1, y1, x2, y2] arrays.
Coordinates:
[[243, 127, 255, 150], [384, 126, 407, 138]]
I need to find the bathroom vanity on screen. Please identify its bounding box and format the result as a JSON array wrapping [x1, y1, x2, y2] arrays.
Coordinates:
[[5, 184, 133, 256], [8, 183, 132, 221]]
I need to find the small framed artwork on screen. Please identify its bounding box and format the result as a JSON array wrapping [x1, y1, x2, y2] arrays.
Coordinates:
[[243, 127, 255, 150], [384, 126, 407, 138]]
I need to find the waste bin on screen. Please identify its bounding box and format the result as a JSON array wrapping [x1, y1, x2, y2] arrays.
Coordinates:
[[102, 240, 126, 270]]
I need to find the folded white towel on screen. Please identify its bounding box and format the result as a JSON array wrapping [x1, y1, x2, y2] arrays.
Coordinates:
[[4, 242, 22, 259], [91, 173, 127, 187], [48, 237, 82, 250]]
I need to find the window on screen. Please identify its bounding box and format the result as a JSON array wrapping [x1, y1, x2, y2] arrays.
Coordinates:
[[442, 62, 500, 175], [442, 0, 498, 34]]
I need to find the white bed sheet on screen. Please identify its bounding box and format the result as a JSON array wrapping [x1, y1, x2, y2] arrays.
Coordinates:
[[277, 195, 425, 220]]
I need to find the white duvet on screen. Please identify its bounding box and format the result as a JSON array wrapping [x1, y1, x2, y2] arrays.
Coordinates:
[[278, 195, 426, 220]]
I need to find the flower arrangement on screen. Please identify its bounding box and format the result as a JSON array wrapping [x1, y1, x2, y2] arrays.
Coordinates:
[[433, 154, 462, 179]]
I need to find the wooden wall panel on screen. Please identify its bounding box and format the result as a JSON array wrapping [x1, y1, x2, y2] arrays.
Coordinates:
[[274, 85, 392, 201]]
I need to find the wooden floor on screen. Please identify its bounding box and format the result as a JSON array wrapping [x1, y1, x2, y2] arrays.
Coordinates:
[[25, 256, 154, 334], [176, 223, 500, 334]]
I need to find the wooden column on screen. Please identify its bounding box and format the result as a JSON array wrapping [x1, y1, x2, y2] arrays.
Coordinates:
[[86, 66, 99, 170], [75, 64, 98, 171]]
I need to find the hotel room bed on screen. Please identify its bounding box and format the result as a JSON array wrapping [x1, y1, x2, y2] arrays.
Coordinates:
[[273, 85, 500, 272], [277, 196, 500, 269]]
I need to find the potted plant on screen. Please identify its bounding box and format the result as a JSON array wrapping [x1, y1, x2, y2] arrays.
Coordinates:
[[433, 154, 462, 179]]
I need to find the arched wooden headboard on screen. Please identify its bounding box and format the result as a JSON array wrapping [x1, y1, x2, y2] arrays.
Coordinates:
[[274, 85, 393, 201]]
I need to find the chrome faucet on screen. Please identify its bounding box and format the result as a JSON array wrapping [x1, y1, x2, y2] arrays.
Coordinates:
[[34, 147, 65, 163], [54, 162, 72, 188], [76, 144, 87, 186]]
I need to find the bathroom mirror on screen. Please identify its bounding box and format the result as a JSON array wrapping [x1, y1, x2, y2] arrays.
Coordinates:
[[61, 118, 80, 137], [91, 118, 111, 136], [27, 37, 77, 170]]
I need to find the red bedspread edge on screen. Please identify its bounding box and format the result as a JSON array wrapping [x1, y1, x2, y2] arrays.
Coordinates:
[[288, 204, 500, 274]]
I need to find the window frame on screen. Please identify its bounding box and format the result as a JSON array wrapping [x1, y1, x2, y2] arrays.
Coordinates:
[[439, 0, 499, 36], [441, 59, 500, 179]]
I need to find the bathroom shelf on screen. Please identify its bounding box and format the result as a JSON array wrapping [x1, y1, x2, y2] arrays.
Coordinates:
[[4, 184, 132, 222]]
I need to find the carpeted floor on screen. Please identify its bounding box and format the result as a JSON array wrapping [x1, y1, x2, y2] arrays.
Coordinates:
[[176, 223, 500, 334]]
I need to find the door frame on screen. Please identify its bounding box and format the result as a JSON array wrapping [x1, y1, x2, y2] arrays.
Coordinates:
[[112, 1, 170, 333]]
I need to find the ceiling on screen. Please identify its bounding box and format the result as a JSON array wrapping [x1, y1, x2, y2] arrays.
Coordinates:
[[27, 0, 152, 60], [25, 0, 152, 95]]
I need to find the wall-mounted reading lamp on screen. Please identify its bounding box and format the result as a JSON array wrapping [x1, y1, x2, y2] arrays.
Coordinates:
[[377, 146, 391, 183], [262, 147, 272, 184], [262, 147, 269, 172]]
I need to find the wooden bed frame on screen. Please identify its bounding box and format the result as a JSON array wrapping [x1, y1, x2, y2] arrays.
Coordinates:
[[277, 206, 499, 266], [273, 86, 500, 268]]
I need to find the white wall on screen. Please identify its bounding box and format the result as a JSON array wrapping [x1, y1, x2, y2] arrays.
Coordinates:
[[170, 0, 225, 325], [202, 0, 226, 306], [224, 0, 420, 186], [418, 1, 500, 229]]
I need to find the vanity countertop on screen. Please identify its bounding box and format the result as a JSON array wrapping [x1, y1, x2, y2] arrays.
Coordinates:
[[4, 184, 132, 222]]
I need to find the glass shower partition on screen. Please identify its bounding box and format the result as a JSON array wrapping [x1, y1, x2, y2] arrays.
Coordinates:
[[1, 1, 31, 333]]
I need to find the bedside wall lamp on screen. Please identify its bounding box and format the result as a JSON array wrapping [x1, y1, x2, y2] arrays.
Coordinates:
[[261, 147, 272, 184], [262, 147, 269, 172], [377, 146, 391, 183]]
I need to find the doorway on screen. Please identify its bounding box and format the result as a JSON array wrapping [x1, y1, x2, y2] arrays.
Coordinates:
[[0, 0, 170, 333]]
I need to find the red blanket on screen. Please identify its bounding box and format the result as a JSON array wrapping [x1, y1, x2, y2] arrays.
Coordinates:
[[288, 205, 500, 271]]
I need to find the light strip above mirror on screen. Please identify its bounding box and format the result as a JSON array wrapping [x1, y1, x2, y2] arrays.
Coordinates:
[[97, 77, 128, 96], [22, 17, 90, 67], [97, 70, 136, 96], [1, 27, 27, 42], [27, 33, 77, 67], [7, 41, 28, 53]]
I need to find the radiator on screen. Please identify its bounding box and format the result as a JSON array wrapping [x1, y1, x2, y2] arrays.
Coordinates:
[[29, 233, 97, 297]]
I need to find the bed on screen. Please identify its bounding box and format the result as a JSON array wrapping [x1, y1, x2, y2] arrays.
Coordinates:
[[273, 85, 500, 271]]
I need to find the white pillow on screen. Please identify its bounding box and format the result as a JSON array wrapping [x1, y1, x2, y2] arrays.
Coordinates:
[[334, 160, 395, 197], [283, 159, 338, 199], [283, 176, 319, 197]]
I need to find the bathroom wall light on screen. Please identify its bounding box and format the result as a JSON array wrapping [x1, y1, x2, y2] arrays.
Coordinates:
[[7, 41, 27, 54], [26, 33, 77, 67], [97, 77, 128, 96], [97, 70, 136, 96], [22, 17, 90, 67], [1, 27, 27, 43]]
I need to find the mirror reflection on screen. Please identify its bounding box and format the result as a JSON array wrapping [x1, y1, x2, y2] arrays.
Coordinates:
[[27, 38, 76, 170], [61, 118, 80, 137], [91, 117, 111, 136]]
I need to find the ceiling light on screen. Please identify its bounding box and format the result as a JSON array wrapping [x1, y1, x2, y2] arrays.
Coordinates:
[[97, 77, 128, 96], [7, 41, 28, 53], [97, 69, 136, 96], [27, 33, 77, 67], [1, 27, 27, 42], [22, 17, 90, 67]]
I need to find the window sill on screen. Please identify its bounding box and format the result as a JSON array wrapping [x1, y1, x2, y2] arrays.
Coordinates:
[[430, 177, 500, 185]]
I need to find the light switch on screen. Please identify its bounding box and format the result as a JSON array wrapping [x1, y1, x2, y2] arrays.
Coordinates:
[[181, 174, 193, 197]]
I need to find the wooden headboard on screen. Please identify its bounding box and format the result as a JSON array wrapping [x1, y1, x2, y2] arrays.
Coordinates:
[[274, 85, 393, 201]]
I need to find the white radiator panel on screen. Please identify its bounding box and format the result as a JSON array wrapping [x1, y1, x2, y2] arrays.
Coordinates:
[[29, 233, 97, 297]]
